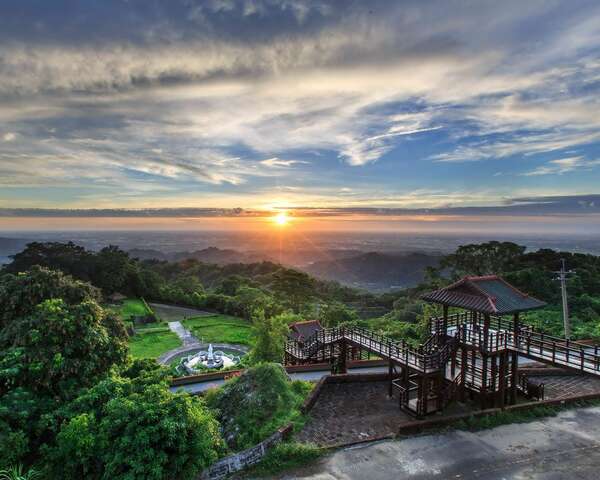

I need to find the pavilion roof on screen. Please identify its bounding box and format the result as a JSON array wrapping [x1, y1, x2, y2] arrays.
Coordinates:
[[288, 320, 322, 343], [421, 275, 546, 315]]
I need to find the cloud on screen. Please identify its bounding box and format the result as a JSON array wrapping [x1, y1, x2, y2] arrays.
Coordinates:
[[2, 132, 16, 142], [2, 194, 599, 218], [522, 156, 600, 176], [1, 1, 600, 207], [259, 157, 307, 167]]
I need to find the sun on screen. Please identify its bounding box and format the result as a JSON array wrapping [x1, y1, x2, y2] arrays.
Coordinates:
[[273, 212, 289, 226]]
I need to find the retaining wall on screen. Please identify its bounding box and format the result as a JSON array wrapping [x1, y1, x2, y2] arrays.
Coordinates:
[[199, 424, 293, 480]]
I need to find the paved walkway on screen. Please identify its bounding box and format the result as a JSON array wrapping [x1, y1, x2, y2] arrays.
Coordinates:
[[294, 372, 600, 448], [157, 321, 201, 365], [531, 374, 600, 399], [274, 405, 600, 479], [168, 321, 200, 347]]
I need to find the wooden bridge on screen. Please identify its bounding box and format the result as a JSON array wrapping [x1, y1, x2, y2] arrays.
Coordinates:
[[285, 275, 600, 417]]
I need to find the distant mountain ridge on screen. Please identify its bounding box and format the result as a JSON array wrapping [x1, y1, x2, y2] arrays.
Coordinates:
[[304, 251, 442, 291], [128, 246, 272, 265]]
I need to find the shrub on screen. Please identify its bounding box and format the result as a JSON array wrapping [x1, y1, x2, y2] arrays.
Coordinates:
[[205, 363, 311, 451], [247, 442, 322, 476]]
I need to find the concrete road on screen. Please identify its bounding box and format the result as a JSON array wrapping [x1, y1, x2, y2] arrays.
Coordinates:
[[271, 406, 600, 480]]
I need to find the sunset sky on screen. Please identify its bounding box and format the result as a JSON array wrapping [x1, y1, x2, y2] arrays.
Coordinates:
[[1, 1, 600, 231]]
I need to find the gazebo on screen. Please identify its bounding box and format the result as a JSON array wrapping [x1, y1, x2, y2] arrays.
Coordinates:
[[421, 275, 547, 408]]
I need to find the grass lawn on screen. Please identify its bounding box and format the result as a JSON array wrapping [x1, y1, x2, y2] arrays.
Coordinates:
[[183, 314, 255, 346], [120, 298, 151, 320], [128, 330, 181, 359]]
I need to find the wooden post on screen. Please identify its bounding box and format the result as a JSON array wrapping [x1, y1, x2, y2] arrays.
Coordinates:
[[421, 375, 428, 416], [458, 348, 466, 401], [442, 304, 449, 345], [510, 350, 518, 404], [388, 361, 394, 398], [513, 312, 519, 348], [498, 350, 507, 409], [481, 352, 488, 410], [483, 314, 490, 352], [339, 341, 347, 374]]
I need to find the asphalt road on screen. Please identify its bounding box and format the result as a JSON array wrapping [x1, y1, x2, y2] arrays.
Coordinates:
[[270, 406, 600, 480]]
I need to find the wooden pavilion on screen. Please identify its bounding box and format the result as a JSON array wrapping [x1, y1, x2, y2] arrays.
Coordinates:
[[285, 275, 600, 418]]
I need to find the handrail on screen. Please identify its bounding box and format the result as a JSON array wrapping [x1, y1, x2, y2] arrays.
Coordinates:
[[286, 322, 600, 377]]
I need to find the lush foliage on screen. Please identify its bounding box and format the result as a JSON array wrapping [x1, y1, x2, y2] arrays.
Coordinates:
[[45, 361, 223, 480], [0, 268, 225, 479], [246, 442, 322, 476], [204, 363, 312, 451], [0, 268, 129, 469], [250, 311, 292, 363]]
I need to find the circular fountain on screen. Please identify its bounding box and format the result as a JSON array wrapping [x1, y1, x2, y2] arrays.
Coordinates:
[[180, 344, 241, 374]]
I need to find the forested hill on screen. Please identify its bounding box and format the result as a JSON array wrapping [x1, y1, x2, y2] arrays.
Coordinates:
[[3, 240, 600, 339], [305, 251, 442, 291]]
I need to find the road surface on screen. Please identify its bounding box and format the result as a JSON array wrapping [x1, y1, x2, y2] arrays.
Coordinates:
[[270, 405, 600, 480]]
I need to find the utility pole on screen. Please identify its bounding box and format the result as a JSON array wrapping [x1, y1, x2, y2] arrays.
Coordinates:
[[554, 258, 574, 340]]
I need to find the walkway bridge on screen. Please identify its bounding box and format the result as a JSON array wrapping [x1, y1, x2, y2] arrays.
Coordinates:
[[285, 275, 600, 417]]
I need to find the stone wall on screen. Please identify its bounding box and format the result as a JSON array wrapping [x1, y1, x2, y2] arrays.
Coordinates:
[[200, 424, 293, 480]]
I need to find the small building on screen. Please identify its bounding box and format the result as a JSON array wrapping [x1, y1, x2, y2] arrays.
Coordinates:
[[288, 320, 323, 346]]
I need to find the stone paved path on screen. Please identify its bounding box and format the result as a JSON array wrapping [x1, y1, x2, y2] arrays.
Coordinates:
[[295, 373, 600, 448], [275, 406, 600, 479], [168, 321, 200, 347], [295, 381, 415, 446], [530, 373, 600, 399]]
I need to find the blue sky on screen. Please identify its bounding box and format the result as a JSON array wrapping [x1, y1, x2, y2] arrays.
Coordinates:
[[1, 0, 600, 219]]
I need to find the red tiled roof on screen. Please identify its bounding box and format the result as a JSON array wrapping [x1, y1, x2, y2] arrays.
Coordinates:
[[421, 275, 546, 314], [289, 320, 322, 343]]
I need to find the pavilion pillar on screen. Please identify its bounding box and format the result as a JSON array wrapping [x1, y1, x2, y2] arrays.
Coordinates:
[[513, 312, 520, 347], [498, 350, 507, 409], [441, 304, 449, 345], [483, 314, 490, 351], [510, 351, 518, 404], [459, 347, 467, 401]]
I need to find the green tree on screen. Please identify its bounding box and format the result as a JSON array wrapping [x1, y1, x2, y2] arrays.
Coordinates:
[[1, 298, 127, 399], [0, 266, 100, 329], [318, 302, 359, 327], [0, 268, 128, 467], [6, 242, 94, 281], [270, 269, 316, 313], [93, 245, 132, 294], [46, 364, 222, 480], [440, 241, 526, 277], [250, 310, 289, 363]]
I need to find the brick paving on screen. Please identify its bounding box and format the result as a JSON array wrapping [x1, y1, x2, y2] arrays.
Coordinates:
[[296, 374, 600, 447], [295, 381, 414, 446], [528, 374, 600, 399]]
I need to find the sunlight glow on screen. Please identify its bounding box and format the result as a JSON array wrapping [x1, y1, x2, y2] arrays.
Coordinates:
[[273, 212, 289, 226]]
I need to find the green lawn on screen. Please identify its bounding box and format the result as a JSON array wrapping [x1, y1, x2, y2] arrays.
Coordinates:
[[183, 314, 255, 346], [120, 298, 151, 320], [128, 330, 181, 359]]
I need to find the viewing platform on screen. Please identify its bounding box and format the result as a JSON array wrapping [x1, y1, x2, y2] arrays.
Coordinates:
[[285, 275, 600, 418]]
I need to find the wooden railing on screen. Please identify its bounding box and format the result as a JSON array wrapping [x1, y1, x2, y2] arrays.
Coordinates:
[[513, 330, 600, 374], [286, 322, 600, 377], [286, 327, 450, 373]]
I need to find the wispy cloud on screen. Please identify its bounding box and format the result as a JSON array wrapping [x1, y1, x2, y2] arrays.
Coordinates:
[[259, 157, 308, 167], [522, 156, 600, 176], [1, 1, 600, 208]]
